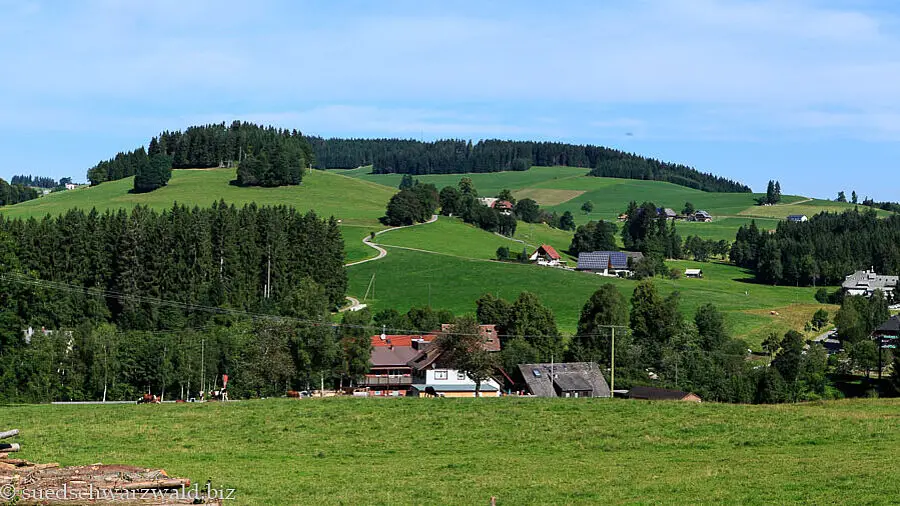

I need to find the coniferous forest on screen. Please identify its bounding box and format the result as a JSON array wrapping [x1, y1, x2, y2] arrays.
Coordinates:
[[11, 175, 58, 189], [86, 122, 315, 189], [307, 137, 750, 192], [0, 178, 40, 206], [731, 208, 900, 287]]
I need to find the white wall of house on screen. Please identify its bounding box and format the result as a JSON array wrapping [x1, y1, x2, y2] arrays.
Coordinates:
[[425, 368, 501, 389]]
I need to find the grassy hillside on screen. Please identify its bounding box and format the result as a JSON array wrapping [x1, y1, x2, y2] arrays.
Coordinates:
[[346, 246, 828, 347], [2, 398, 898, 505], [0, 168, 395, 228]]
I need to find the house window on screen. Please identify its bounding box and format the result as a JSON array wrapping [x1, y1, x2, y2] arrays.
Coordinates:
[[457, 371, 466, 380], [434, 370, 448, 380]]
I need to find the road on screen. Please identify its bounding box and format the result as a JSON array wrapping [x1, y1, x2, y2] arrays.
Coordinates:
[[344, 214, 438, 267]]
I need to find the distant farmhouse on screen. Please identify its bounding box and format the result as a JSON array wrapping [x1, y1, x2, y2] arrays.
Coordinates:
[[529, 244, 564, 267], [842, 269, 898, 298], [691, 210, 712, 222], [576, 251, 643, 277], [627, 386, 701, 402], [786, 214, 808, 223], [476, 197, 513, 215], [684, 268, 703, 279], [657, 207, 677, 220], [515, 362, 611, 398]]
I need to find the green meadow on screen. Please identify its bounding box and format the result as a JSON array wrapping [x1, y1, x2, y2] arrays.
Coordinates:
[[346, 244, 828, 347], [2, 398, 898, 505], [0, 168, 396, 228]]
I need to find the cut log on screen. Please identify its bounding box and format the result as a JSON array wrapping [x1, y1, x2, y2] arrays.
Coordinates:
[[0, 429, 18, 440], [0, 458, 28, 465], [115, 478, 190, 490], [0, 443, 20, 452]]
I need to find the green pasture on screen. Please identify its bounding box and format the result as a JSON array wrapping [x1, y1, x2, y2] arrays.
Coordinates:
[[1, 398, 897, 505]]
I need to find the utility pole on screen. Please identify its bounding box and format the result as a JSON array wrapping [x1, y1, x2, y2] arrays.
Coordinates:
[[200, 339, 205, 399], [610, 327, 615, 395]]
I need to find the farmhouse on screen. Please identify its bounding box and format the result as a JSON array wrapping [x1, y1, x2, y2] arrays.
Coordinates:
[[529, 244, 564, 267], [786, 215, 808, 223], [692, 210, 712, 222], [64, 183, 77, 190], [576, 251, 643, 277], [361, 333, 437, 396], [841, 269, 898, 298], [493, 200, 514, 216], [658, 208, 677, 220], [627, 386, 701, 402], [406, 325, 503, 397], [685, 268, 703, 279], [477, 197, 498, 208], [516, 362, 610, 398]]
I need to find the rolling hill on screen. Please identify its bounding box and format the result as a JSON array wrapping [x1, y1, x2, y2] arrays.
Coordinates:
[[0, 165, 853, 343]]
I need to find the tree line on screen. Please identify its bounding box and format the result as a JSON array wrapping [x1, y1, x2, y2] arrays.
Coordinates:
[[86, 122, 315, 190], [307, 137, 750, 193], [11, 175, 62, 189], [730, 209, 900, 286], [0, 179, 40, 206], [0, 202, 347, 334]]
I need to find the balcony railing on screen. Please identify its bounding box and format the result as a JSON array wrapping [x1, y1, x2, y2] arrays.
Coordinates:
[[359, 375, 414, 386]]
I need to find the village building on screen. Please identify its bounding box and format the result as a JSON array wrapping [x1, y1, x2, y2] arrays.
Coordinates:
[[406, 324, 502, 397], [360, 333, 437, 396], [657, 208, 677, 220], [64, 183, 77, 190], [477, 197, 498, 208], [515, 362, 611, 398], [841, 269, 898, 298], [576, 251, 643, 277], [786, 214, 808, 223], [493, 200, 514, 216], [685, 268, 703, 279], [627, 386, 701, 402], [692, 210, 712, 222], [529, 244, 564, 267]]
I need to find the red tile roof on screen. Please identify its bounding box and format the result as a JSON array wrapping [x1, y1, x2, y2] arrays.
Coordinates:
[[494, 200, 513, 209], [370, 334, 437, 348], [536, 244, 561, 260]]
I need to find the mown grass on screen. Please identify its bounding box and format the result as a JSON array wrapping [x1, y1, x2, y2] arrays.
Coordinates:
[[1, 398, 898, 505], [738, 199, 894, 219], [0, 168, 395, 228], [347, 246, 829, 347], [375, 216, 527, 260]]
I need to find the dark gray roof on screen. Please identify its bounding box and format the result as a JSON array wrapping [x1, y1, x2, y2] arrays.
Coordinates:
[[695, 210, 711, 217], [577, 251, 632, 270], [787, 215, 807, 220], [875, 315, 900, 335], [517, 362, 611, 398], [371, 346, 420, 368], [553, 374, 593, 392]]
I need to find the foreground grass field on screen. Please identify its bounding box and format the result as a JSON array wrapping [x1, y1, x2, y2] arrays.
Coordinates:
[[2, 398, 898, 505], [346, 246, 828, 347]]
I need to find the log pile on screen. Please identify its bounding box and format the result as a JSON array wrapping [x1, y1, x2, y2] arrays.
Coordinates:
[[0, 429, 222, 504]]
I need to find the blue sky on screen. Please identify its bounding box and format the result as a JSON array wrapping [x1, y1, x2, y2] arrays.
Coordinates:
[[2, 0, 899, 199]]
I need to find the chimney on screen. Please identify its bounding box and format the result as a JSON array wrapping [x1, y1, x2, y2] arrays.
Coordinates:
[[380, 325, 386, 341]]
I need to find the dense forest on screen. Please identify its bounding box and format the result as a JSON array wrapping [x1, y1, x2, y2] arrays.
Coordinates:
[[86, 122, 315, 189], [0, 202, 347, 328], [0, 179, 40, 206], [308, 137, 750, 192], [730, 209, 900, 286], [11, 175, 58, 188]]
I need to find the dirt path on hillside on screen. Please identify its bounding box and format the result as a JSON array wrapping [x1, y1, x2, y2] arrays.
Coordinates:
[[344, 214, 438, 267]]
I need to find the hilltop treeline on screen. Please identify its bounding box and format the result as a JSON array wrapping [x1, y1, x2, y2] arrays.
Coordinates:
[[0, 179, 40, 206], [86, 122, 315, 189], [0, 202, 347, 332], [11, 175, 57, 188], [308, 137, 750, 192], [731, 209, 900, 286]]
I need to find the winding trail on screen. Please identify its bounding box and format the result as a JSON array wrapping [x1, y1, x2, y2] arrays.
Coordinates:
[[344, 214, 439, 267]]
